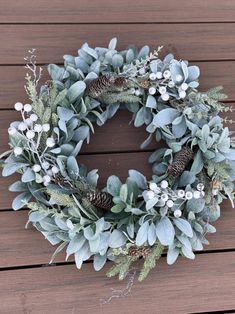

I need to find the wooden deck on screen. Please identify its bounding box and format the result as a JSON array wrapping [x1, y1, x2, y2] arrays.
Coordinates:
[[0, 1, 235, 313]]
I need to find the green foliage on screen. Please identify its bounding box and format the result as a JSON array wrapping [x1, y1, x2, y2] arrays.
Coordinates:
[[106, 255, 138, 280], [138, 242, 164, 281], [46, 189, 76, 208]]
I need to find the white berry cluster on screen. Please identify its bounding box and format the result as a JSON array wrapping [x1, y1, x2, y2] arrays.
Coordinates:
[[9, 102, 59, 186], [147, 68, 189, 102], [142, 180, 205, 218]]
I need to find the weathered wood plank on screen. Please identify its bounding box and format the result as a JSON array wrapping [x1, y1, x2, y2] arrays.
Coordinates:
[[0, 151, 153, 209], [0, 0, 235, 23], [1, 61, 235, 109], [0, 24, 235, 64], [0, 252, 235, 314], [0, 201, 234, 268]]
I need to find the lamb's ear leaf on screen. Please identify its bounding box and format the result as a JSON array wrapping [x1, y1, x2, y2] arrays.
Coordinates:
[[156, 217, 175, 246]]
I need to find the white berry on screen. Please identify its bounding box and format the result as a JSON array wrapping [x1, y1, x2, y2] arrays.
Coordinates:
[[14, 147, 23, 156], [174, 209, 182, 218], [24, 104, 32, 112], [42, 124, 50, 132], [145, 190, 155, 200], [179, 90, 186, 99], [166, 200, 174, 208], [149, 73, 157, 80], [14, 102, 23, 111], [32, 164, 41, 172], [18, 122, 27, 131], [29, 114, 38, 122], [139, 68, 146, 75], [159, 86, 167, 95], [135, 89, 141, 96], [148, 87, 156, 95], [161, 93, 170, 101], [168, 81, 175, 88], [193, 191, 201, 199], [185, 191, 193, 200], [176, 74, 183, 82], [51, 166, 60, 174], [181, 83, 188, 91], [177, 190, 185, 198], [197, 183, 204, 191], [161, 193, 169, 202], [26, 130, 35, 139], [163, 70, 171, 79], [42, 161, 50, 170], [46, 137, 55, 147], [156, 72, 163, 79], [160, 180, 168, 189], [34, 124, 43, 132], [149, 182, 158, 192], [25, 118, 33, 126], [8, 127, 17, 135], [43, 175, 51, 183]]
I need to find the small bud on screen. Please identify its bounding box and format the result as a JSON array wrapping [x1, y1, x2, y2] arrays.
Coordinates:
[[185, 191, 193, 200], [42, 124, 50, 132], [32, 164, 41, 172], [174, 209, 182, 218], [176, 74, 183, 82], [51, 166, 60, 174], [14, 102, 23, 111], [159, 86, 167, 95], [46, 137, 55, 147], [193, 191, 201, 199], [29, 114, 38, 122], [148, 87, 156, 95], [166, 200, 174, 208], [24, 104, 32, 112], [161, 193, 169, 202], [14, 147, 23, 156], [34, 124, 43, 132], [8, 127, 17, 135], [160, 180, 168, 189], [18, 122, 27, 131], [163, 70, 171, 79], [161, 93, 170, 101], [156, 72, 163, 79], [26, 130, 35, 139], [181, 83, 188, 91], [149, 73, 157, 80]]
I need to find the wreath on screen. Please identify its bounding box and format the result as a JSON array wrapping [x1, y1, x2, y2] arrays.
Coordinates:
[[1, 38, 235, 281]]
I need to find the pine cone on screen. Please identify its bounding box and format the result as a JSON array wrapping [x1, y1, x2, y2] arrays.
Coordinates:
[[138, 79, 150, 89], [168, 147, 194, 178], [114, 76, 128, 88], [86, 75, 115, 98], [86, 191, 114, 210], [128, 246, 151, 258]]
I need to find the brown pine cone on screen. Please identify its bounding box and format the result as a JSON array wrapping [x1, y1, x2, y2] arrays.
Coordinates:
[[86, 191, 114, 210], [168, 146, 194, 178], [128, 246, 151, 258], [86, 74, 115, 98]]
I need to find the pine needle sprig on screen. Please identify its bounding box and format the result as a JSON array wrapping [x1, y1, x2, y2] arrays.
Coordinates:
[[46, 189, 77, 208], [106, 255, 138, 280], [138, 242, 164, 281]]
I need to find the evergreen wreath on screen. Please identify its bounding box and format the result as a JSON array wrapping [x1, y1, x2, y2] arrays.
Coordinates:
[[1, 38, 235, 281]]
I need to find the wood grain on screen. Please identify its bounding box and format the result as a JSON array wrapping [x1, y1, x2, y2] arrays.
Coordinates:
[[1, 61, 235, 109], [0, 0, 235, 23], [0, 252, 235, 314], [0, 24, 235, 65], [0, 201, 234, 269]]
